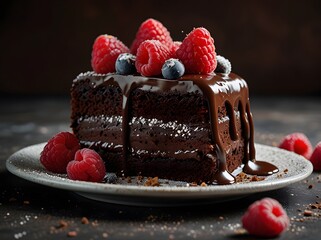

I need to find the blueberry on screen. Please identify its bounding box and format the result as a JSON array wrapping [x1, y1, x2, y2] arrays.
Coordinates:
[[103, 173, 118, 184], [161, 58, 185, 80], [215, 55, 232, 74], [115, 53, 136, 75]]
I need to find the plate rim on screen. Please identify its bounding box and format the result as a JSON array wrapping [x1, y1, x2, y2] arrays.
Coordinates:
[[6, 143, 313, 199]]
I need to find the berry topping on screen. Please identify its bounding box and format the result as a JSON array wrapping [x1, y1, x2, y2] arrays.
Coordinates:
[[161, 58, 185, 80], [130, 18, 173, 55], [115, 53, 136, 75], [278, 133, 313, 159], [310, 142, 321, 171], [91, 35, 129, 74], [40, 132, 80, 173], [176, 27, 217, 74], [215, 55, 232, 74], [170, 41, 182, 57], [135, 40, 172, 77], [242, 198, 290, 237], [67, 148, 106, 182]]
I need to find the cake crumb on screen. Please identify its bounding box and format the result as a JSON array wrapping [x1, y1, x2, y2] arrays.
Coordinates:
[[201, 182, 207, 187], [126, 177, 132, 183], [102, 232, 109, 238], [308, 184, 313, 189], [284, 168, 289, 174], [57, 220, 68, 229], [144, 177, 160, 186], [303, 210, 313, 217], [81, 217, 89, 224], [91, 220, 99, 227], [137, 175, 143, 182], [251, 175, 265, 182], [189, 182, 198, 187], [23, 200, 30, 205], [67, 231, 77, 237], [236, 172, 265, 183], [310, 202, 321, 209]]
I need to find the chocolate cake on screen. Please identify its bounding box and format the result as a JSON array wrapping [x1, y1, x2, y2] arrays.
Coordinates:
[[71, 72, 277, 184]]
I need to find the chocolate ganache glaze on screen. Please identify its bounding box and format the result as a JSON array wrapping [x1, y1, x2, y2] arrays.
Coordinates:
[[71, 71, 278, 185]]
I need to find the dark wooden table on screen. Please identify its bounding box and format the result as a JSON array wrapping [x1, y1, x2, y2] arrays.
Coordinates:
[[1, 96, 321, 239]]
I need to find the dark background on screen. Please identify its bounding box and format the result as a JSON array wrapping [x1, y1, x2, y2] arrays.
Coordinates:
[[0, 0, 320, 96]]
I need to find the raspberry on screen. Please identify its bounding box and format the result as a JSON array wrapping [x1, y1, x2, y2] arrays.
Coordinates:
[[310, 142, 321, 171], [40, 132, 80, 173], [91, 35, 129, 74], [278, 133, 313, 159], [242, 198, 290, 237], [170, 41, 182, 57], [176, 27, 217, 74], [135, 40, 172, 76], [67, 148, 106, 182], [130, 18, 173, 55]]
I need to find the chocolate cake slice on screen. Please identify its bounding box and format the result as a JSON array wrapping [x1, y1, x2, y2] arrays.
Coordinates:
[[71, 71, 276, 184]]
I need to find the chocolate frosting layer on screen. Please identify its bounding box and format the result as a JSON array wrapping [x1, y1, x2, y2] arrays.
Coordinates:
[[73, 72, 278, 184]]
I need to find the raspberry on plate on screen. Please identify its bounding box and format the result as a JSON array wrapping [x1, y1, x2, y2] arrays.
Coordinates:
[[67, 148, 106, 182], [135, 40, 172, 77], [91, 35, 129, 74], [278, 132, 313, 159], [242, 198, 290, 237], [130, 18, 173, 55], [40, 132, 80, 173], [176, 27, 217, 74], [310, 142, 321, 171]]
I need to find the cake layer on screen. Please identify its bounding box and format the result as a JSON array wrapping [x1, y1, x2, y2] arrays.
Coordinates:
[[71, 72, 267, 184]]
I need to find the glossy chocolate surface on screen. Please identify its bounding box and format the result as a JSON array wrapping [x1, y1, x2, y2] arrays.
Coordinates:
[[71, 72, 278, 184]]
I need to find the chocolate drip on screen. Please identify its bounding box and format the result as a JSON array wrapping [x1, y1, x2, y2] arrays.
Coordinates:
[[243, 101, 278, 176], [75, 72, 278, 184]]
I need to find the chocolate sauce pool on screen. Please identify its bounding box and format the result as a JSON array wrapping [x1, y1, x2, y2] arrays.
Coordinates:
[[75, 72, 278, 184]]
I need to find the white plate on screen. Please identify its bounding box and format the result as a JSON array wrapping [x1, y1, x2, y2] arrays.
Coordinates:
[[6, 143, 313, 206]]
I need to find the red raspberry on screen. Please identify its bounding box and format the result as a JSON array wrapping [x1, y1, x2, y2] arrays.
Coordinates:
[[278, 133, 313, 159], [310, 142, 321, 171], [130, 18, 173, 55], [91, 35, 129, 74], [40, 132, 80, 173], [170, 41, 182, 57], [242, 198, 290, 237], [176, 27, 217, 74], [135, 40, 172, 77], [67, 148, 106, 182]]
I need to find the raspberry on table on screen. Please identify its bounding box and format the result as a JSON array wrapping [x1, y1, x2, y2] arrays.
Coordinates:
[[67, 148, 106, 182], [242, 198, 290, 237], [40, 132, 80, 173], [135, 40, 172, 77], [130, 18, 173, 55], [176, 27, 217, 74], [91, 35, 129, 74], [310, 142, 321, 171], [278, 132, 313, 159]]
